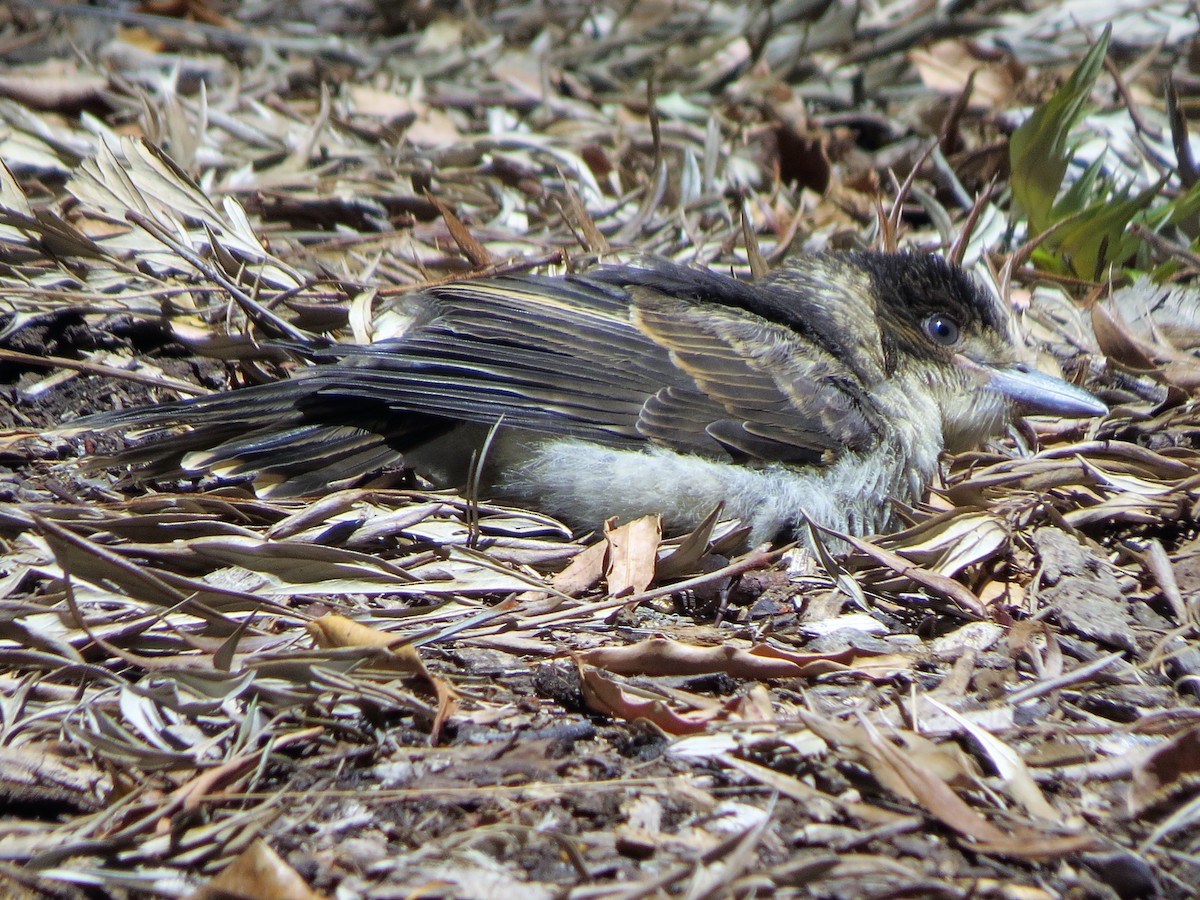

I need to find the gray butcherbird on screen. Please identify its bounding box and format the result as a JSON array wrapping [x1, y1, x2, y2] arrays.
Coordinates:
[[74, 252, 1106, 544]]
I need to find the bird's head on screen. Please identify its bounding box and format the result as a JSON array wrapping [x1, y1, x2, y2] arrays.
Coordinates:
[[848, 251, 1106, 450], [760, 251, 1106, 453]]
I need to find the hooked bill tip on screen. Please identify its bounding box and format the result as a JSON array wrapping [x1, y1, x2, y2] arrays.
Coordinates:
[[985, 364, 1108, 418]]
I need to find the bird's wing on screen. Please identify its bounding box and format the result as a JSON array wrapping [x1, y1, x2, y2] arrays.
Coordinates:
[[320, 266, 885, 463], [75, 264, 889, 486]]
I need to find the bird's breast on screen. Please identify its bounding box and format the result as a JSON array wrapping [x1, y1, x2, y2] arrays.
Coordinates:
[[493, 388, 944, 545]]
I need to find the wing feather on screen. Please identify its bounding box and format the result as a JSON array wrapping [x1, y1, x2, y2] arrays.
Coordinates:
[[304, 267, 885, 461], [80, 262, 889, 482]]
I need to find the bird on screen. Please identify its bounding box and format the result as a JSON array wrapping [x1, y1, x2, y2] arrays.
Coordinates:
[[71, 251, 1107, 545]]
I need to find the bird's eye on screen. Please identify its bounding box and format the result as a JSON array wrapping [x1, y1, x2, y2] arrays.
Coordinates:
[[924, 314, 960, 346]]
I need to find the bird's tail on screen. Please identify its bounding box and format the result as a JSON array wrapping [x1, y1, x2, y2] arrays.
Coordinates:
[[65, 372, 451, 497]]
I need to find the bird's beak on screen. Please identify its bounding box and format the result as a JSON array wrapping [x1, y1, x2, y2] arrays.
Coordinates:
[[956, 356, 1108, 418]]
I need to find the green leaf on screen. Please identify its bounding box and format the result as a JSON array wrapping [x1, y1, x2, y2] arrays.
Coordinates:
[[1165, 179, 1200, 235], [1051, 153, 1108, 221], [1009, 26, 1112, 236], [1052, 180, 1163, 279]]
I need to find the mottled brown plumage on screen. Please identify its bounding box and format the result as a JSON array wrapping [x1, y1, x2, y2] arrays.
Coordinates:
[[73, 252, 1106, 543]]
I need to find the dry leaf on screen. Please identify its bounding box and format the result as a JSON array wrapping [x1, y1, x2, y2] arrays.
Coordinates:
[[0, 64, 108, 111], [581, 636, 910, 681], [604, 514, 661, 596], [1129, 725, 1200, 815], [549, 539, 607, 596], [306, 613, 430, 676], [910, 40, 1016, 109], [577, 662, 734, 735], [189, 838, 324, 900]]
